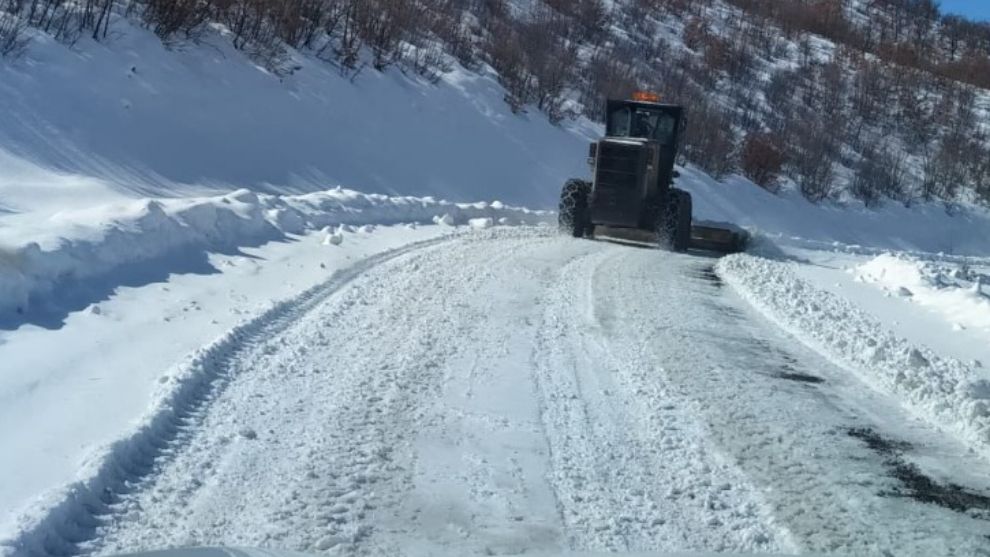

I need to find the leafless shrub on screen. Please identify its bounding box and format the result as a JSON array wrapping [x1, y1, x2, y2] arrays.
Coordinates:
[[790, 125, 837, 202], [136, 0, 210, 43], [740, 133, 785, 192], [544, 0, 608, 43], [521, 9, 577, 123], [406, 42, 452, 84], [579, 50, 638, 118], [682, 99, 737, 178], [922, 132, 974, 202], [851, 144, 907, 206], [486, 19, 530, 112], [0, 11, 29, 58]]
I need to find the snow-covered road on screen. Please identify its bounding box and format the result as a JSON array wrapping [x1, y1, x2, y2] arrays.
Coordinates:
[[10, 229, 990, 557]]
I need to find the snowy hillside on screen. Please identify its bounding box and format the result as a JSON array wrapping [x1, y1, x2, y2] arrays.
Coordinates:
[[4, 13, 987, 335]]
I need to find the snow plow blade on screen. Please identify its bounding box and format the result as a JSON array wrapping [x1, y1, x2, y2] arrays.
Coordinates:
[[689, 224, 749, 254], [590, 223, 749, 254]]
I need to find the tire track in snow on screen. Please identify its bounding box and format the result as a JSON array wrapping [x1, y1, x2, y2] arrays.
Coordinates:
[[92, 229, 568, 556], [1, 235, 459, 557], [360, 235, 592, 556], [530, 246, 784, 553]]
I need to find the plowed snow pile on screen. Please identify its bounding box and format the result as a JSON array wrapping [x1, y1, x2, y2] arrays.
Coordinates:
[[718, 254, 990, 455], [0, 188, 549, 319]]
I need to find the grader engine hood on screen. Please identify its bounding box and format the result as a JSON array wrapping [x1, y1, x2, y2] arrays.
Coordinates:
[[590, 138, 657, 228]]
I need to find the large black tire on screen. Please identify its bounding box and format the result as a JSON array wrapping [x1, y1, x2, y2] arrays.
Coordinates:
[[656, 188, 692, 252], [558, 179, 592, 238]]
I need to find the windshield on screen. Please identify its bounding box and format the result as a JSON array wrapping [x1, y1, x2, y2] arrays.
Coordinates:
[[607, 106, 678, 143]]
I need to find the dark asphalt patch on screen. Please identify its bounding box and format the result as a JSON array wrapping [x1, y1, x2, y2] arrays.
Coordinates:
[[773, 359, 825, 384], [696, 265, 724, 288], [847, 427, 913, 454], [846, 427, 990, 514], [775, 371, 825, 384]]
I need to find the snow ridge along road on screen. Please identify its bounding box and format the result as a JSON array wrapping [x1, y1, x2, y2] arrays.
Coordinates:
[[0, 187, 550, 329], [6, 228, 990, 557], [718, 254, 990, 457]]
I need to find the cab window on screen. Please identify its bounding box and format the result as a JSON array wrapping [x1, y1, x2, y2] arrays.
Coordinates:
[[607, 106, 677, 144]]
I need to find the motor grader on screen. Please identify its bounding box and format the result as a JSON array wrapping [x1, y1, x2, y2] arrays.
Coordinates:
[[559, 92, 747, 253]]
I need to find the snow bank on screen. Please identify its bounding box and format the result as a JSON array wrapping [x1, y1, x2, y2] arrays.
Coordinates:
[[855, 254, 990, 333], [717, 254, 990, 455], [0, 188, 550, 321]]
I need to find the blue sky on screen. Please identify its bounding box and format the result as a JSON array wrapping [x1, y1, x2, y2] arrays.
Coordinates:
[[939, 0, 990, 21]]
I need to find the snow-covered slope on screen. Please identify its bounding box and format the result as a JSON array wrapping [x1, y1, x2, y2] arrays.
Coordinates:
[[0, 25, 593, 212], [1, 21, 580, 328]]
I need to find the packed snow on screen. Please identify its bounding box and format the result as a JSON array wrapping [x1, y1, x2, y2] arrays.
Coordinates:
[[0, 225, 457, 548]]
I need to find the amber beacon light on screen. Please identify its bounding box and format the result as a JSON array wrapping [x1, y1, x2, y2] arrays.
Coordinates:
[[631, 91, 662, 103]]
